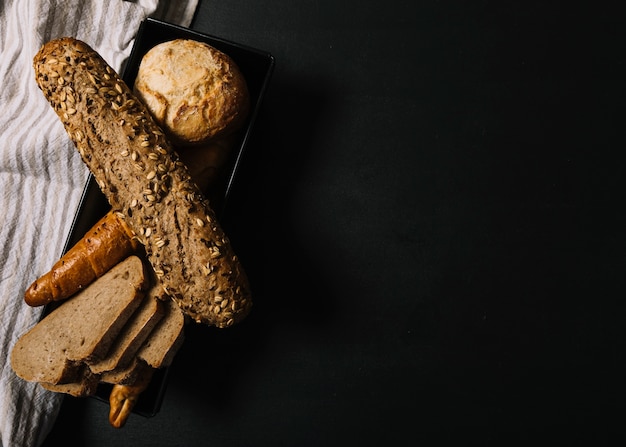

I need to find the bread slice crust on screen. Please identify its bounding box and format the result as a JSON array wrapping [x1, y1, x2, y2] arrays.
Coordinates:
[[87, 287, 164, 375], [11, 256, 147, 385]]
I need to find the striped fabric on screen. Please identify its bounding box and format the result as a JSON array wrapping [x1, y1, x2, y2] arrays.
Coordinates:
[[0, 1, 197, 446]]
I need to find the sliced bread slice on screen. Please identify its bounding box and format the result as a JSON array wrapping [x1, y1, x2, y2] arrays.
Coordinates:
[[11, 255, 147, 385], [137, 297, 186, 369], [40, 366, 100, 397], [87, 287, 164, 374], [100, 357, 151, 386]]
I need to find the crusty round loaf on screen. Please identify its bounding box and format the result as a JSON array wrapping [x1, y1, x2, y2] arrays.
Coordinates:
[[133, 39, 250, 147], [177, 133, 236, 194], [33, 37, 252, 328]]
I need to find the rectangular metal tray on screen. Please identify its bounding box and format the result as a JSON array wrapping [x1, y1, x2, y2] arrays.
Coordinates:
[[56, 17, 274, 417]]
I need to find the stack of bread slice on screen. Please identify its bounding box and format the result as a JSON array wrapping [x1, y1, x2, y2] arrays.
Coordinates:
[[11, 255, 185, 397]]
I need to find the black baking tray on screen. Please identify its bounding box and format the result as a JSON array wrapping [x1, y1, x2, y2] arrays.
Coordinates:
[[54, 18, 274, 417]]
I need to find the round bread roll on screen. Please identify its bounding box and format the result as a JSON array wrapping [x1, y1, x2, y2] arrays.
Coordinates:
[[177, 133, 237, 194], [134, 39, 250, 146]]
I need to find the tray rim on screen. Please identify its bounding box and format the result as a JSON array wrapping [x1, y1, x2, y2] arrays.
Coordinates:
[[53, 18, 275, 417]]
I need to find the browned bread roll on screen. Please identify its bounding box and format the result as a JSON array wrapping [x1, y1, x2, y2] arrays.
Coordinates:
[[24, 210, 140, 307], [177, 132, 237, 195], [33, 37, 252, 328], [133, 39, 250, 147], [109, 366, 155, 428]]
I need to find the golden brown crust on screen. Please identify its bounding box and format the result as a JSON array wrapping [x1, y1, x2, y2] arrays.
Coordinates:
[[109, 366, 154, 428], [133, 39, 250, 146], [33, 38, 252, 328], [24, 210, 140, 307]]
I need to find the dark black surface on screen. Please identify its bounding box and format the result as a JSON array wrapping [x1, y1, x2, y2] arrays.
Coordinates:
[[42, 1, 626, 446]]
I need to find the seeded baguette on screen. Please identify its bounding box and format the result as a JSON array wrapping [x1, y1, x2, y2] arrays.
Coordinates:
[[33, 37, 252, 328]]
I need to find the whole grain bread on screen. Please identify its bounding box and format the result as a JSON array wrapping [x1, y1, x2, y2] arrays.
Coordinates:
[[87, 286, 164, 374], [100, 294, 184, 386], [100, 358, 151, 386], [33, 37, 252, 328], [41, 366, 99, 397], [137, 295, 185, 369], [11, 256, 147, 385], [99, 293, 185, 386]]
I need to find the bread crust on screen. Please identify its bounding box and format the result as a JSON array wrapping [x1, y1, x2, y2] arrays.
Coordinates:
[[136, 295, 185, 369], [41, 366, 100, 397], [177, 133, 237, 194], [24, 210, 140, 306], [33, 37, 252, 328], [87, 288, 164, 374], [11, 256, 147, 385], [134, 39, 250, 146]]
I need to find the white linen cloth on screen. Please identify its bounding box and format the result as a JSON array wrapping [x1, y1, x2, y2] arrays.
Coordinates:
[[0, 1, 198, 445]]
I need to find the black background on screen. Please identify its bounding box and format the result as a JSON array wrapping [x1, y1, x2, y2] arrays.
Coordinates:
[[43, 1, 626, 445]]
